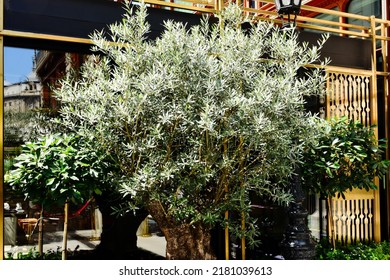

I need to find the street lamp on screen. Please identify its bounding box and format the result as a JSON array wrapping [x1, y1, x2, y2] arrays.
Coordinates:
[[279, 166, 316, 259], [273, 0, 315, 259], [274, 0, 302, 27]]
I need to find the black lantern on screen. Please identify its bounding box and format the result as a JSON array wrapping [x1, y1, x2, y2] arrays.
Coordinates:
[[274, 0, 302, 26]]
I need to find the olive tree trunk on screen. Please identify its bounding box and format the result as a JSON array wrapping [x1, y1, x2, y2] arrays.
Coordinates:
[[147, 200, 216, 260]]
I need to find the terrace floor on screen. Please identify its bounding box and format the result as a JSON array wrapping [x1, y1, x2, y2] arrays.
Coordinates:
[[4, 229, 166, 259]]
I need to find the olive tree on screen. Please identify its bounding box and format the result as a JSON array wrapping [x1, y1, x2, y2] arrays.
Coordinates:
[[55, 3, 327, 259]]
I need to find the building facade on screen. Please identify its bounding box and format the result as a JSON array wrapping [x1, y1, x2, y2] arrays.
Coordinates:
[[4, 75, 41, 113]]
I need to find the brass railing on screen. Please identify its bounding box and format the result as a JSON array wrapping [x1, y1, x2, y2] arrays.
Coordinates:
[[136, 0, 390, 40]]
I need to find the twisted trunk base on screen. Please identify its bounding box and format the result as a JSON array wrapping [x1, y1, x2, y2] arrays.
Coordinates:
[[147, 201, 216, 260]]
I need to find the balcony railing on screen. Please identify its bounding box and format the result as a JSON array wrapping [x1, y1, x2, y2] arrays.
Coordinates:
[[134, 0, 390, 41]]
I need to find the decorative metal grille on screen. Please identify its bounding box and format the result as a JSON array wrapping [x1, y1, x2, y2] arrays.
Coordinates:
[[326, 71, 376, 244], [327, 72, 371, 126], [331, 198, 374, 244]]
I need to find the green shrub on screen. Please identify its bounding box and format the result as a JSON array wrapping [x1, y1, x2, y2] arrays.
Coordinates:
[[316, 239, 390, 260], [6, 247, 60, 260], [302, 116, 390, 199], [5, 246, 81, 260]]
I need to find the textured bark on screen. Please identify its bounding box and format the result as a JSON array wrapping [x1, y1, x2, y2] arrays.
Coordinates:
[[164, 224, 215, 260], [147, 200, 216, 260]]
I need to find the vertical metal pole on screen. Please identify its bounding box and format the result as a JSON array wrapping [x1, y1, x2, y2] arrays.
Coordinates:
[[386, 2, 390, 239], [325, 69, 331, 120], [218, 0, 224, 13], [380, 11, 389, 161], [370, 15, 381, 242], [224, 211, 229, 260], [241, 212, 245, 260], [217, 0, 225, 31], [0, 0, 5, 261], [239, 136, 245, 260], [382, 2, 390, 238]]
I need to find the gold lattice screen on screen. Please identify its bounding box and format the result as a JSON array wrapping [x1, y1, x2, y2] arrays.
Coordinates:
[[326, 72, 372, 126], [330, 191, 374, 244], [325, 70, 378, 244]]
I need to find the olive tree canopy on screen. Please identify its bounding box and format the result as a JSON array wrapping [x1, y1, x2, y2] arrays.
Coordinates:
[[55, 3, 327, 259]]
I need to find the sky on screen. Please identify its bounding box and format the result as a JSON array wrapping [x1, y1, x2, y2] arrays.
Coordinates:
[[4, 47, 35, 84]]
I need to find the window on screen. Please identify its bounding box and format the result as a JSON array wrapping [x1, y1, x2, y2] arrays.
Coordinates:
[[311, 7, 339, 34], [347, 0, 382, 28]]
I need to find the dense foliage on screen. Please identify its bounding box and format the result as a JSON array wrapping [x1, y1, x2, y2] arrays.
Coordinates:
[[6, 247, 65, 260], [316, 239, 390, 260], [53, 3, 328, 254], [302, 116, 389, 198], [5, 133, 115, 209]]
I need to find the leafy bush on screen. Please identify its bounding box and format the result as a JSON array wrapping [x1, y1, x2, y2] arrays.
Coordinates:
[[302, 116, 390, 198], [5, 247, 70, 260], [316, 239, 390, 260], [5, 133, 115, 208]]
